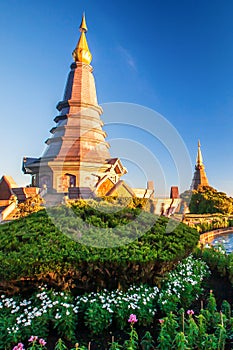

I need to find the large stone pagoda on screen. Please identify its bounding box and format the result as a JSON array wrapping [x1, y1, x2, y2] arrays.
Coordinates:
[[23, 15, 137, 198]]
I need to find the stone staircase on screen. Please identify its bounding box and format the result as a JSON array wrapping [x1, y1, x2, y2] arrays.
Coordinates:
[[42, 187, 96, 207], [43, 193, 64, 207], [68, 187, 96, 199]]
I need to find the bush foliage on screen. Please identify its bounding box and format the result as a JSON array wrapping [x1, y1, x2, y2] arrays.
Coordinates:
[[0, 200, 199, 294], [195, 246, 233, 286], [13, 194, 44, 219], [183, 213, 233, 233], [188, 186, 233, 215]]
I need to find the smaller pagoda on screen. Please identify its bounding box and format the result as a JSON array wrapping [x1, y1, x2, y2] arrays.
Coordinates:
[[190, 140, 209, 190]]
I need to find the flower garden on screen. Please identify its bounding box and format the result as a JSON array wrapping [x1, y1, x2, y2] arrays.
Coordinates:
[[1, 256, 212, 349], [0, 200, 233, 349]]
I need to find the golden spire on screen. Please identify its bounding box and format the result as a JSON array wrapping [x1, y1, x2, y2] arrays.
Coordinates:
[[196, 140, 203, 167], [72, 13, 92, 64], [79, 12, 88, 32]]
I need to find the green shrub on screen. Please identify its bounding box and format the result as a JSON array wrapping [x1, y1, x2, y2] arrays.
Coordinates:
[[0, 201, 199, 294]]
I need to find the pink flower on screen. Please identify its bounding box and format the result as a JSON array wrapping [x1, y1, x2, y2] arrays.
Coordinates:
[[187, 309, 194, 315], [39, 338, 47, 346], [128, 314, 138, 323], [13, 344, 25, 350], [159, 319, 165, 324], [28, 336, 38, 342]]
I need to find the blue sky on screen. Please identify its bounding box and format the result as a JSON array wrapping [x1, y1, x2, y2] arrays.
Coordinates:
[[0, 0, 232, 196]]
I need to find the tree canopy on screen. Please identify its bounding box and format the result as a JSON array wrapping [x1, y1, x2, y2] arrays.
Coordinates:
[[188, 186, 233, 214]]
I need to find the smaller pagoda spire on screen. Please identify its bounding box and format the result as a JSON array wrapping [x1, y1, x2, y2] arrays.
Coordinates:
[[72, 13, 92, 64], [190, 139, 209, 190], [196, 140, 203, 167]]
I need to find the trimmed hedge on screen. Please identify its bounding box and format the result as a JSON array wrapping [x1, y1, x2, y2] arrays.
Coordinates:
[[0, 201, 199, 294]]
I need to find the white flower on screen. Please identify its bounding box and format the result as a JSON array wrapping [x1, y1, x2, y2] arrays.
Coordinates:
[[34, 311, 42, 317]]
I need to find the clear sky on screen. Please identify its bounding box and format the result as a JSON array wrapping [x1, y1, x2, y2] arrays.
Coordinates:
[[0, 0, 232, 197]]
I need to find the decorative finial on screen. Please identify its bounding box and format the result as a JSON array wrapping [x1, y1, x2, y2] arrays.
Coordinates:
[[196, 140, 203, 167], [72, 13, 92, 64], [79, 13, 88, 33]]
